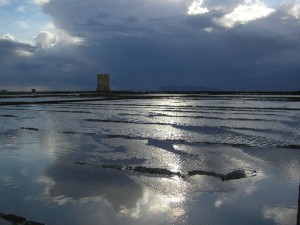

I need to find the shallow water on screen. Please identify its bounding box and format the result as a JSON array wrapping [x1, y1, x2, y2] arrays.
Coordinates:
[[0, 94, 299, 225]]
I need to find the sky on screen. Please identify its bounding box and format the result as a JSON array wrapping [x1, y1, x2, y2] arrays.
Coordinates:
[[0, 0, 300, 91]]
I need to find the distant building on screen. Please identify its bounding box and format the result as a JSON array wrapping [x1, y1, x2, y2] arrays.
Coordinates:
[[96, 74, 110, 93], [31, 89, 36, 94]]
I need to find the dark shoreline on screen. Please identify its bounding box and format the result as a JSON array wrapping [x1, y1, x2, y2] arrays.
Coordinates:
[[1, 90, 300, 96], [1, 91, 300, 106]]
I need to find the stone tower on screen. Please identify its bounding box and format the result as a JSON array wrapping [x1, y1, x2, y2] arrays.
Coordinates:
[[96, 74, 110, 93]]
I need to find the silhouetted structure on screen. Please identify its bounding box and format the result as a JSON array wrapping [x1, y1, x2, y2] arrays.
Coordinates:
[[96, 74, 110, 93], [31, 89, 36, 94]]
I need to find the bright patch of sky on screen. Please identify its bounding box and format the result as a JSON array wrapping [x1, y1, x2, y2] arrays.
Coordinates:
[[0, 0, 51, 42], [288, 3, 300, 18], [215, 0, 276, 28], [187, 0, 209, 15], [186, 0, 298, 28], [34, 23, 84, 48], [32, 0, 49, 5]]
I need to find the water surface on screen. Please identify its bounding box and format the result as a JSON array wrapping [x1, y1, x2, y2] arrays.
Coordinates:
[[0, 94, 299, 225]]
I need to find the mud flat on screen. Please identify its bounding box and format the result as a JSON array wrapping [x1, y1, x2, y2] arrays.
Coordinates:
[[100, 163, 256, 181]]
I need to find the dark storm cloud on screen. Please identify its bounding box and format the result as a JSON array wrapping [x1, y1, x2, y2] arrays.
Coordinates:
[[0, 37, 100, 90], [1, 0, 300, 91]]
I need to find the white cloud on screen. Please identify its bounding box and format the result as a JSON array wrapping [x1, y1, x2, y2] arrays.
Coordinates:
[[58, 31, 84, 46], [15, 49, 33, 57], [214, 0, 275, 28], [187, 0, 209, 15], [32, 0, 50, 5], [34, 31, 59, 48], [204, 27, 213, 32], [288, 3, 300, 19], [2, 34, 16, 41], [34, 24, 84, 48]]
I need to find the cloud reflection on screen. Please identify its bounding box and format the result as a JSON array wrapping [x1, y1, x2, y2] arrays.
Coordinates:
[[43, 162, 143, 212], [263, 206, 297, 225], [13, 99, 298, 225]]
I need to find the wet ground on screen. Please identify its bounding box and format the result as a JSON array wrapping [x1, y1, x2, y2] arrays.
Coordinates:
[[0, 93, 299, 225]]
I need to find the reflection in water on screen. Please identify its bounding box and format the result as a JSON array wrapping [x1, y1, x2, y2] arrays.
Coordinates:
[[41, 163, 191, 224], [39, 132, 144, 212], [0, 95, 299, 225], [117, 186, 187, 222], [263, 206, 297, 225], [44, 162, 143, 212], [40, 129, 192, 224]]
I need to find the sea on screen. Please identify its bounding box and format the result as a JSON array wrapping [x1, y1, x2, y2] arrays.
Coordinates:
[[0, 93, 299, 225]]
